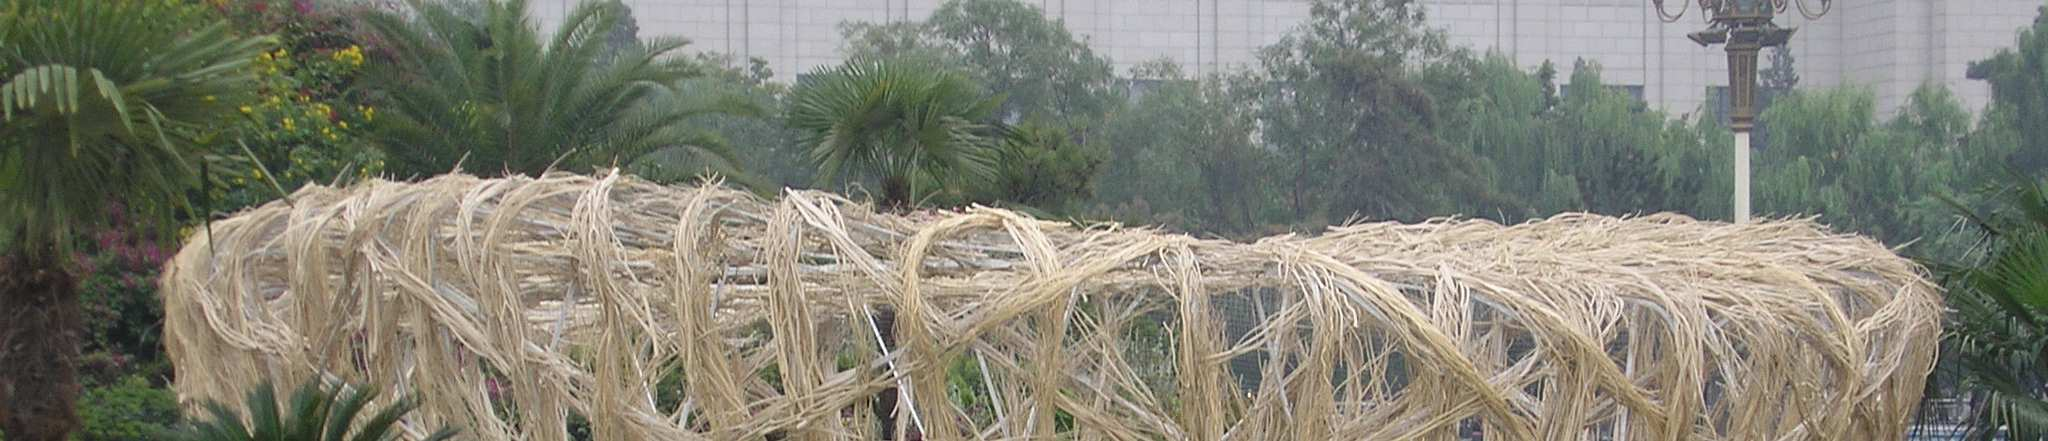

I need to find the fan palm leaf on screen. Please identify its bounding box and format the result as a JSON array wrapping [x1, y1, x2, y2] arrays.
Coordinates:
[[787, 57, 998, 207], [1945, 177, 2048, 439], [0, 0, 270, 253]]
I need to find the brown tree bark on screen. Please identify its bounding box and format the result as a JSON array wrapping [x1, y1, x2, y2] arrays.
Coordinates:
[[0, 252, 82, 441]]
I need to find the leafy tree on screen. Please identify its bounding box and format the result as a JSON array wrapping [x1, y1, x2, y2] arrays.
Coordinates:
[[1762, 46, 1800, 91], [840, 21, 958, 64], [1969, 5, 2048, 176], [0, 1, 271, 439], [167, 380, 457, 441], [1754, 85, 1973, 256], [1547, 62, 1697, 215], [786, 57, 999, 208], [841, 0, 1120, 124], [924, 0, 1119, 123], [1251, 0, 1510, 224], [363, 0, 743, 178], [1426, 54, 1544, 217], [1433, 55, 1702, 220], [598, 0, 642, 61], [970, 123, 1104, 214], [1094, 61, 1273, 234], [1534, 60, 1560, 112]]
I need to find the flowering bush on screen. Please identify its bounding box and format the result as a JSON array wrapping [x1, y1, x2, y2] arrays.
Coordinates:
[[205, 0, 386, 211], [74, 203, 175, 385]]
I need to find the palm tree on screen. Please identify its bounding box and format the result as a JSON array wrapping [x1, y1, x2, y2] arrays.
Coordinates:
[[363, 0, 748, 178], [787, 57, 999, 208], [167, 380, 458, 441], [975, 122, 1101, 214], [1944, 178, 2048, 439], [0, 1, 270, 439]]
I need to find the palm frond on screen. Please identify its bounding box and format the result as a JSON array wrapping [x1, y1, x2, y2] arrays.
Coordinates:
[[0, 0, 270, 256], [787, 56, 1000, 206], [365, 0, 733, 178], [1945, 176, 2048, 437], [168, 380, 457, 441]]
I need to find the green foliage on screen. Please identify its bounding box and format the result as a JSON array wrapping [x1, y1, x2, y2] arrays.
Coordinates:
[[924, 0, 1120, 123], [207, 0, 387, 212], [842, 0, 1121, 124], [624, 67, 779, 190], [1969, 7, 2048, 176], [1754, 84, 1979, 258], [1251, 0, 1507, 223], [786, 57, 999, 208], [1761, 46, 1799, 91], [1092, 66, 1274, 234], [1943, 178, 2048, 439], [628, 55, 811, 189], [965, 123, 1104, 214], [1429, 55, 1704, 221], [79, 375, 182, 441], [75, 217, 176, 384], [0, 0, 271, 257], [362, 0, 740, 178], [167, 380, 458, 441]]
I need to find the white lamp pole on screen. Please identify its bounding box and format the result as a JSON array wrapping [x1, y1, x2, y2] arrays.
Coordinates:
[[1654, 0, 1831, 223]]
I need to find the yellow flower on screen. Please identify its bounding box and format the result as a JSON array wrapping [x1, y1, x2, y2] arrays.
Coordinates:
[[239, 106, 253, 114], [361, 106, 376, 121], [251, 169, 264, 179], [268, 96, 282, 105], [203, 95, 216, 102], [327, 133, 340, 141], [273, 48, 288, 58], [331, 45, 366, 67], [337, 121, 350, 129], [281, 117, 296, 130]]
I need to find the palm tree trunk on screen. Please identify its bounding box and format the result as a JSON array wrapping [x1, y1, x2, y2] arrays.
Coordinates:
[[881, 175, 912, 209], [0, 251, 82, 441]]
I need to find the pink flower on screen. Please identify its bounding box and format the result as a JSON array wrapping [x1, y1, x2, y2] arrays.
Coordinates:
[[485, 377, 504, 401], [96, 230, 122, 251]]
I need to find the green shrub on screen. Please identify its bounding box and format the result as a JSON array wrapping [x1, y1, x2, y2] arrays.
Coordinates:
[[78, 376, 182, 441]]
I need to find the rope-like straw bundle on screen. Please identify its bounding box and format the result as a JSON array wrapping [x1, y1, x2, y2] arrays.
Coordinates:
[[162, 172, 1940, 441]]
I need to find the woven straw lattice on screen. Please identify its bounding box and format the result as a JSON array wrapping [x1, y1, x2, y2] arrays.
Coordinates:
[[162, 172, 1941, 441]]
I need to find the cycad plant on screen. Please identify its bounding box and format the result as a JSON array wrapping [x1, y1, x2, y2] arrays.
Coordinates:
[[167, 380, 457, 441], [363, 0, 747, 178], [0, 1, 270, 438], [787, 57, 999, 208], [1945, 178, 2048, 439]]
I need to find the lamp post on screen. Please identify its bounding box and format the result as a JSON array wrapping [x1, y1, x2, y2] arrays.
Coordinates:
[[1654, 0, 1830, 223]]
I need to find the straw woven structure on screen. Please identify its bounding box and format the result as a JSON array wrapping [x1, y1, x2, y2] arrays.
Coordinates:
[[162, 172, 1941, 441]]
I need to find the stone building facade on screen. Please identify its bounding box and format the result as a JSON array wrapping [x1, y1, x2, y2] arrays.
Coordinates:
[[530, 0, 2044, 114]]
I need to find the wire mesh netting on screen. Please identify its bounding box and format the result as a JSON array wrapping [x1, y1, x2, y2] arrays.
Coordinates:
[[161, 172, 1941, 440]]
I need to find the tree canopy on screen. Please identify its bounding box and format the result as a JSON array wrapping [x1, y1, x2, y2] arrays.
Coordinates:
[[841, 0, 1120, 125]]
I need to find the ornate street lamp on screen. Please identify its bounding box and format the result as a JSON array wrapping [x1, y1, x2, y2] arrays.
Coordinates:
[[1654, 0, 1831, 223]]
